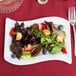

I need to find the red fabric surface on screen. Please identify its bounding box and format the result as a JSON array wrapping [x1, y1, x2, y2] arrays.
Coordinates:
[[0, 0, 76, 76]]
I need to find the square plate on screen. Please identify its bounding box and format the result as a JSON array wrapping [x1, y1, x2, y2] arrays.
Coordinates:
[[4, 17, 72, 65]]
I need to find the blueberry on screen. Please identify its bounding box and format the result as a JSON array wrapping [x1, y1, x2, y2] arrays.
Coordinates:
[[43, 50, 47, 55], [21, 29, 26, 34], [58, 25, 63, 30], [43, 48, 47, 55], [11, 54, 16, 58]]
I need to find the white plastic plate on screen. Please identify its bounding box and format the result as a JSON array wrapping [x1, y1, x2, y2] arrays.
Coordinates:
[[4, 17, 72, 65]]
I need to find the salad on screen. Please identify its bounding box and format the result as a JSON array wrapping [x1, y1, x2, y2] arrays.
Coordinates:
[[9, 21, 67, 59]]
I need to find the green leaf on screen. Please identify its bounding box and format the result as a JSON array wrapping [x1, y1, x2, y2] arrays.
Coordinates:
[[50, 44, 55, 47], [31, 28, 44, 37], [45, 37, 52, 43], [10, 45, 12, 51], [31, 28, 39, 34], [47, 25, 50, 30], [22, 51, 31, 56], [59, 31, 66, 39], [55, 42, 65, 48], [41, 37, 46, 45], [50, 46, 62, 54], [33, 44, 39, 47], [54, 24, 59, 29]]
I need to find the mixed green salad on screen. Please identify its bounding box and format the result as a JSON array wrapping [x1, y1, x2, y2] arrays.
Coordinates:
[[9, 21, 67, 60]]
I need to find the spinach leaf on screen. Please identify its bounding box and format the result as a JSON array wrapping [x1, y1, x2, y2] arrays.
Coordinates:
[[31, 28, 44, 37]]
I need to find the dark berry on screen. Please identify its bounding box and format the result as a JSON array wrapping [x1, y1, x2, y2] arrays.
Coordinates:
[[11, 54, 16, 58], [42, 48, 47, 55], [43, 49, 47, 55], [58, 25, 63, 30], [42, 44, 49, 55]]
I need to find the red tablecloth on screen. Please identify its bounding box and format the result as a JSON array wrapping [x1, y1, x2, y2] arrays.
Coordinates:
[[0, 0, 76, 76]]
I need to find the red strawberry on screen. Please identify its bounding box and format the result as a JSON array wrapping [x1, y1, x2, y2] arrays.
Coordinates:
[[38, 23, 43, 31], [10, 27, 14, 36], [24, 44, 34, 51], [42, 23, 47, 29], [62, 48, 67, 54]]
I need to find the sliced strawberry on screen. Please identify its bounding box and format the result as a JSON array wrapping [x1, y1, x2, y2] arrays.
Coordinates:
[[38, 23, 43, 31], [42, 23, 47, 29], [62, 48, 67, 54], [24, 44, 34, 51], [10, 27, 14, 36]]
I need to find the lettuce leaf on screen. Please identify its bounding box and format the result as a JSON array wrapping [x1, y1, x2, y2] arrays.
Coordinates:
[[50, 46, 62, 54]]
